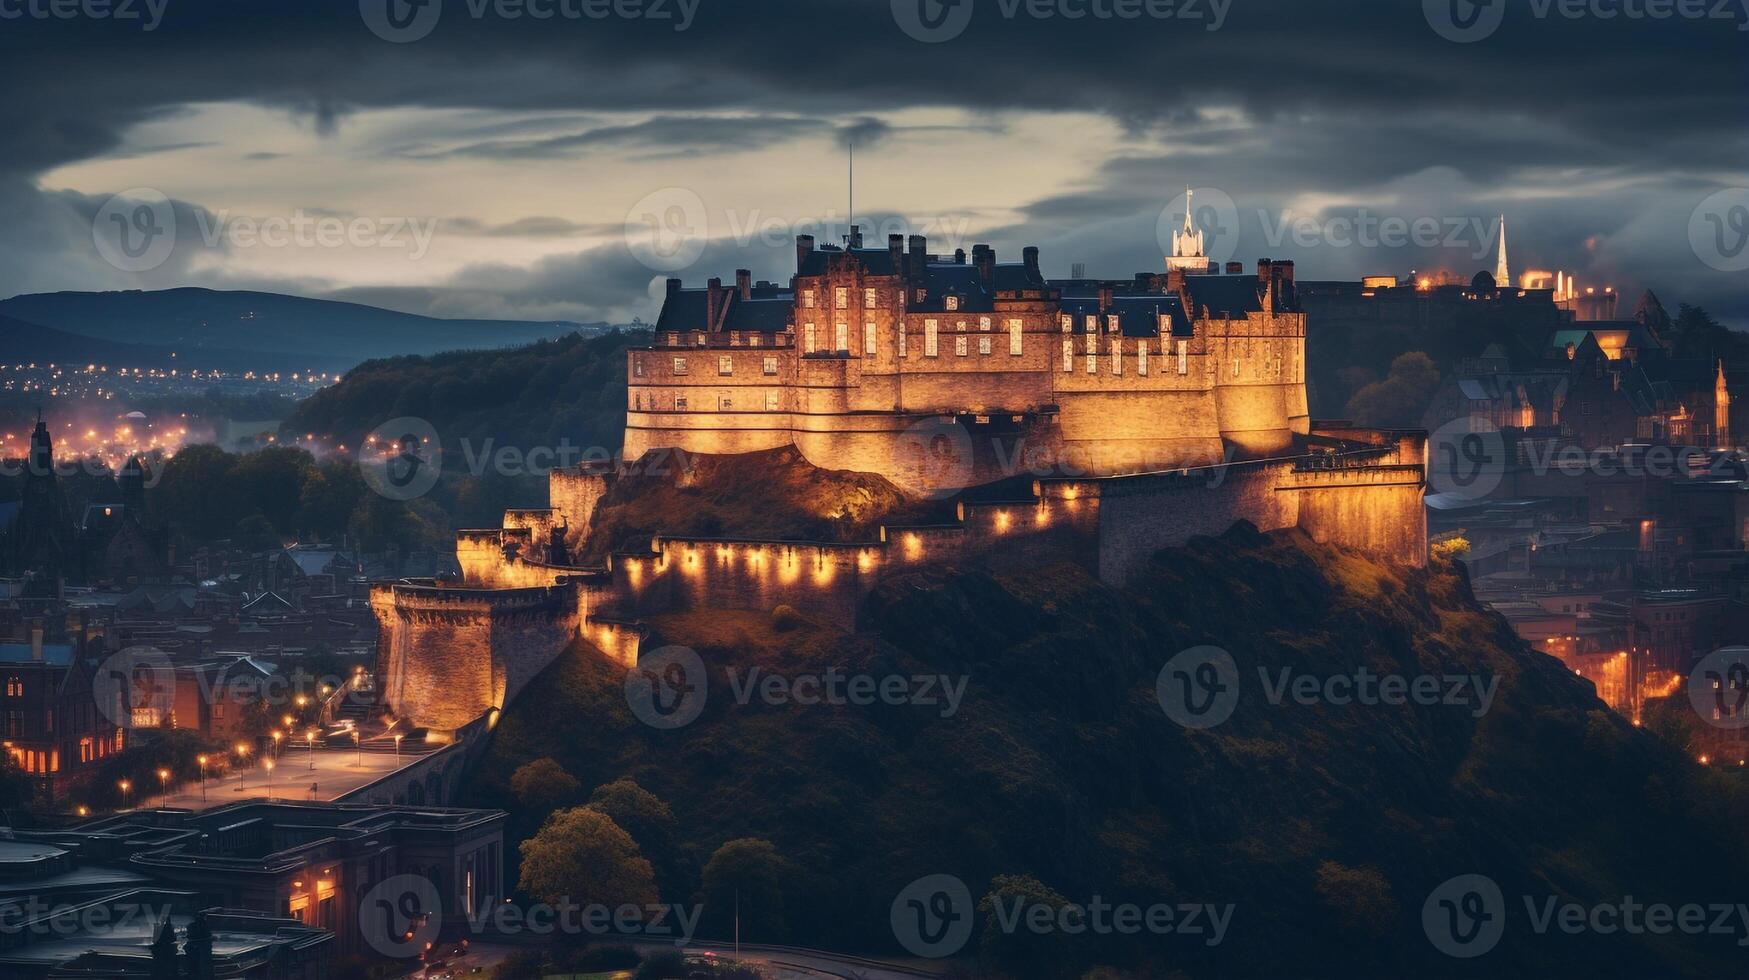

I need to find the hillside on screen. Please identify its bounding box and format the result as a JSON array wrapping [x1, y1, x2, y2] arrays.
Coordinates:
[[283, 329, 642, 461], [0, 288, 586, 369], [0, 313, 181, 367], [467, 525, 1749, 979], [581, 446, 943, 560]]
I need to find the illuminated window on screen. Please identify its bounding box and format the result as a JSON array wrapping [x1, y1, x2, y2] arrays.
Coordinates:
[[946, 295, 959, 311], [762, 356, 778, 376], [835, 286, 849, 310], [835, 322, 849, 352], [801, 291, 815, 309], [1158, 314, 1171, 334], [718, 356, 733, 376], [898, 325, 908, 357], [1060, 314, 1072, 332], [1107, 315, 1119, 333], [978, 336, 991, 355], [3, 676, 18, 697], [979, 316, 991, 331], [925, 320, 939, 357], [765, 391, 780, 412], [1062, 339, 1073, 372], [1085, 353, 1097, 374], [1138, 341, 1149, 376], [1233, 356, 1241, 378], [864, 323, 877, 355], [633, 359, 644, 377], [675, 394, 688, 411], [672, 357, 688, 375], [1085, 315, 1097, 332], [1008, 320, 1023, 355], [804, 323, 816, 353], [956, 336, 969, 357], [864, 287, 877, 309], [1177, 340, 1189, 375], [748, 334, 761, 347], [1111, 338, 1122, 375]]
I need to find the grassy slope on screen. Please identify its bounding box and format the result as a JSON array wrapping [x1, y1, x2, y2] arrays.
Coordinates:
[[466, 525, 1749, 979]]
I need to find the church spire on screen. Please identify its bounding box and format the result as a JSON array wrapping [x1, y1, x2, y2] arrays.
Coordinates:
[[1494, 214, 1510, 288], [1168, 185, 1210, 273]]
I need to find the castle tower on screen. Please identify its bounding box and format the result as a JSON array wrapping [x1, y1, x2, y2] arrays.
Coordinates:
[[13, 410, 67, 588], [1716, 360, 1731, 449], [1494, 215, 1511, 288], [1168, 186, 1212, 274]]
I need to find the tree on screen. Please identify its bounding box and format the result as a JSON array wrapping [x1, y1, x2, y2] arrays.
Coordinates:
[[586, 777, 675, 849], [1431, 536, 1471, 562], [697, 838, 793, 942], [510, 757, 581, 810], [1345, 352, 1440, 427], [976, 874, 1083, 980], [518, 807, 658, 910], [1313, 861, 1398, 937]]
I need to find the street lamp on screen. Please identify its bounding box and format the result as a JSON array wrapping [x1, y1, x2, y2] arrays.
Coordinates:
[[353, 729, 362, 769], [118, 778, 132, 809], [197, 755, 208, 802], [271, 730, 283, 760], [264, 760, 274, 800], [156, 768, 170, 808], [394, 733, 403, 766], [234, 743, 249, 791], [306, 730, 316, 770]]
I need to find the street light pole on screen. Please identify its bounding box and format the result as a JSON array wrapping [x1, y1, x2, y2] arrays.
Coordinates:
[[197, 755, 207, 802]]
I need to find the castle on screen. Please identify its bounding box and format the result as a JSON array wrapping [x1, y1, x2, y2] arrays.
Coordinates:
[[373, 222, 1429, 735]]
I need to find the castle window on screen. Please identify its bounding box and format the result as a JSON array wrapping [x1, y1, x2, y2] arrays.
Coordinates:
[[634, 359, 644, 377], [956, 336, 969, 357], [1060, 314, 1072, 332], [1233, 356, 1241, 378], [804, 323, 816, 354], [925, 320, 939, 357], [898, 325, 908, 358], [864, 322, 877, 355], [835, 322, 850, 352], [763, 356, 778, 376], [719, 395, 734, 411], [1111, 338, 1122, 375], [864, 287, 878, 309], [1009, 320, 1023, 355], [1086, 353, 1097, 374], [1178, 340, 1189, 375], [672, 357, 688, 375], [675, 394, 689, 411], [4, 676, 18, 697], [802, 291, 815, 309], [1062, 339, 1073, 372], [749, 334, 761, 347], [978, 336, 991, 356], [946, 295, 960, 311], [766, 391, 780, 412], [1158, 314, 1170, 334], [916, 289, 927, 303], [1107, 315, 1120, 334], [979, 317, 991, 331], [634, 394, 643, 411], [835, 287, 849, 310], [1138, 341, 1150, 375], [718, 356, 734, 376], [1085, 315, 1097, 333]]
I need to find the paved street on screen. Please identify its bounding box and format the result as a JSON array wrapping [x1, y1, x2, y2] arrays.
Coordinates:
[[147, 747, 412, 810]]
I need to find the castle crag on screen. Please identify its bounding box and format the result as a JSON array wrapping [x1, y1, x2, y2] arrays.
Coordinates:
[[375, 228, 1429, 734]]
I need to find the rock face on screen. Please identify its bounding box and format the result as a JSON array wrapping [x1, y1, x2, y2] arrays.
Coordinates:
[[468, 524, 1749, 978]]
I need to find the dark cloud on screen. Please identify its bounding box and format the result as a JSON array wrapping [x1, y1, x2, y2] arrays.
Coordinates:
[[0, 0, 1743, 323]]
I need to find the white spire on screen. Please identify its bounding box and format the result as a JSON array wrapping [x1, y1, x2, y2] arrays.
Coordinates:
[[1168, 185, 1209, 272], [1494, 214, 1510, 287]]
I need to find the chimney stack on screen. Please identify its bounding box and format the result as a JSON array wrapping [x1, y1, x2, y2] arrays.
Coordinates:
[[907, 235, 927, 276], [735, 269, 752, 301], [848, 224, 863, 249], [972, 244, 995, 286], [1098, 285, 1114, 314], [665, 277, 682, 296], [795, 234, 816, 272], [1225, 261, 1244, 275], [1022, 246, 1040, 278], [706, 277, 723, 331]]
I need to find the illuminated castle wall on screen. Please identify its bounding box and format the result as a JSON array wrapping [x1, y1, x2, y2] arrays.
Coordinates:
[[624, 234, 1310, 495]]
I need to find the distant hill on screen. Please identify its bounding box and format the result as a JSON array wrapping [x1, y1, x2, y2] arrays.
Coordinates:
[[0, 288, 590, 369], [0, 313, 183, 367]]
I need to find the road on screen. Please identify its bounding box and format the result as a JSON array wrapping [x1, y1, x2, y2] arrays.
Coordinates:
[[148, 747, 412, 810]]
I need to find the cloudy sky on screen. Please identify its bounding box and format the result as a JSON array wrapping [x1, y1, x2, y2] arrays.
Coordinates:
[[3, 0, 1746, 326]]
